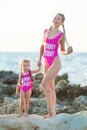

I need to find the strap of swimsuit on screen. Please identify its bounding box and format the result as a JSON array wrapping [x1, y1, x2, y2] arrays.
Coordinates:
[[29, 69, 33, 81]]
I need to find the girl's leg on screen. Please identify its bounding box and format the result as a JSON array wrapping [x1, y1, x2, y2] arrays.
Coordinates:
[[24, 89, 32, 117], [17, 90, 25, 117], [42, 57, 61, 118]]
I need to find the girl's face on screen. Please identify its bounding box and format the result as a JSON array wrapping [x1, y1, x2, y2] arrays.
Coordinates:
[[53, 14, 63, 27], [22, 62, 30, 73]]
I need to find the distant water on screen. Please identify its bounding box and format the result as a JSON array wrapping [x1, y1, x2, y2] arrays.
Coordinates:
[[0, 52, 87, 86]]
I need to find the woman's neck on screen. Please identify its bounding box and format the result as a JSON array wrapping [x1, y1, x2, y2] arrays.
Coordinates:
[[50, 27, 60, 34], [52, 25, 59, 31], [50, 26, 60, 34]]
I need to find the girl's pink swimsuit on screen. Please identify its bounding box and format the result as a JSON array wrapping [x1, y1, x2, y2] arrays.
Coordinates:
[[43, 29, 64, 66], [20, 71, 33, 93]]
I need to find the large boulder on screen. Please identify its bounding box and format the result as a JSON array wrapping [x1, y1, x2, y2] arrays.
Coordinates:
[[0, 111, 87, 130]]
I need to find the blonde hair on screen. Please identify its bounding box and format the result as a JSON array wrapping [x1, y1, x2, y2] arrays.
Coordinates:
[[58, 13, 69, 47], [19, 59, 30, 71], [18, 59, 30, 85], [47, 13, 69, 47], [62, 24, 69, 47]]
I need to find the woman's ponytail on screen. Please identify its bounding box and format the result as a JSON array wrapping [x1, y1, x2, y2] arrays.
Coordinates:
[[62, 24, 69, 47]]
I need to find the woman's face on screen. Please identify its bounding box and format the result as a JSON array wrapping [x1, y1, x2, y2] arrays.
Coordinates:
[[53, 14, 63, 27]]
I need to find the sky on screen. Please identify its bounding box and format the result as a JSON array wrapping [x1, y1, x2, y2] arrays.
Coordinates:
[[0, 0, 87, 52]]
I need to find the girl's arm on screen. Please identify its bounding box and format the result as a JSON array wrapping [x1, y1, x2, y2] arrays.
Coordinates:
[[16, 85, 20, 95], [16, 75, 21, 94], [31, 64, 41, 74], [60, 35, 73, 55]]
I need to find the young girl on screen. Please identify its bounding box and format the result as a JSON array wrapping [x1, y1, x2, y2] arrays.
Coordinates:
[[37, 13, 73, 118], [16, 59, 41, 117]]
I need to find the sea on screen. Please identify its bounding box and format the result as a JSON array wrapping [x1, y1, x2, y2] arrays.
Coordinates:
[[0, 52, 87, 86]]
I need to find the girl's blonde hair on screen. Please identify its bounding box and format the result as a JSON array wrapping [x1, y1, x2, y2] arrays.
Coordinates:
[[18, 59, 30, 85], [19, 59, 30, 71]]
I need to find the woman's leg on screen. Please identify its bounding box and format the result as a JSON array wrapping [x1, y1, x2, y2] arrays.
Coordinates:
[[42, 57, 61, 118], [42, 63, 51, 118], [17, 90, 25, 117], [43, 80, 56, 118], [24, 89, 32, 117], [49, 81, 56, 117], [50, 80, 56, 108]]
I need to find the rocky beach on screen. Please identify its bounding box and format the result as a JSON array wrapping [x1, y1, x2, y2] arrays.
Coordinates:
[[0, 70, 87, 130]]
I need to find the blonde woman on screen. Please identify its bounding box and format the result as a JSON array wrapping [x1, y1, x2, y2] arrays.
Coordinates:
[[38, 13, 73, 118]]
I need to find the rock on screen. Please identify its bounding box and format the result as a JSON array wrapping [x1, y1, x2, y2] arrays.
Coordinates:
[[1, 71, 87, 118], [0, 71, 18, 84], [0, 98, 47, 115], [74, 95, 87, 105], [0, 111, 87, 130], [3, 97, 15, 105], [55, 73, 69, 84]]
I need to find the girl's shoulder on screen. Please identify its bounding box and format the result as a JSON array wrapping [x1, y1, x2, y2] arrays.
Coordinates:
[[21, 71, 29, 77], [29, 69, 32, 76]]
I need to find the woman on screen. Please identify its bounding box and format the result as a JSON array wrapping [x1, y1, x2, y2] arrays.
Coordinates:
[[37, 13, 73, 118]]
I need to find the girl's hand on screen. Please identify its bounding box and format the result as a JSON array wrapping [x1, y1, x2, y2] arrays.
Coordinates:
[[38, 64, 41, 71], [37, 60, 42, 66], [16, 89, 20, 95], [67, 46, 73, 54], [16, 85, 21, 95]]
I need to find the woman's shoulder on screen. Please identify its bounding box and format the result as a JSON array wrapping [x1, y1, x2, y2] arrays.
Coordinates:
[[58, 31, 65, 40], [44, 29, 48, 33], [59, 30, 64, 35]]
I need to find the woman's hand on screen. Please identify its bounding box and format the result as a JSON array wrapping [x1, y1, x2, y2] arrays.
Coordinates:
[[67, 46, 73, 54]]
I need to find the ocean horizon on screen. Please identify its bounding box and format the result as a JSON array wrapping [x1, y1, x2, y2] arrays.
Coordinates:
[[0, 52, 87, 86]]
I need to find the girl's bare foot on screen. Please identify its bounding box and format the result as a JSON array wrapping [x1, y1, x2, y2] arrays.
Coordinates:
[[16, 113, 23, 117], [24, 113, 28, 117]]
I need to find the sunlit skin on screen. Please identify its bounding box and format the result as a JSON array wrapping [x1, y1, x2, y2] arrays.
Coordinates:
[[16, 59, 41, 117], [38, 13, 73, 118]]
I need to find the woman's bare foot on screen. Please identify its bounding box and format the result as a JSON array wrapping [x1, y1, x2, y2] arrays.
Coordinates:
[[49, 113, 56, 118], [48, 106, 56, 118], [43, 113, 51, 118]]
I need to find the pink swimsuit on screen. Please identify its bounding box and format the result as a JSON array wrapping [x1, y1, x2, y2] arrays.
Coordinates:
[[43, 29, 64, 66], [20, 71, 33, 93]]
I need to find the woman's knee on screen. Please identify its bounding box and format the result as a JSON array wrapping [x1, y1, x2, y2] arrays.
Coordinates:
[[41, 79, 49, 90], [41, 80, 46, 88], [59, 65, 62, 71]]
